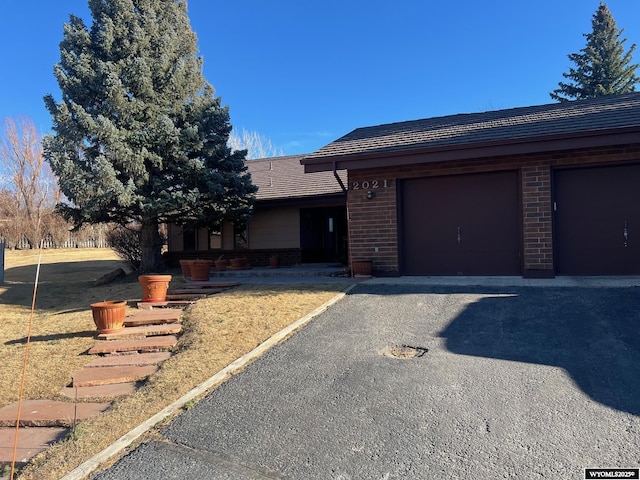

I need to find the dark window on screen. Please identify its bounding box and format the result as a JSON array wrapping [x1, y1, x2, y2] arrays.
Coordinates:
[[234, 224, 248, 249], [183, 227, 196, 251]]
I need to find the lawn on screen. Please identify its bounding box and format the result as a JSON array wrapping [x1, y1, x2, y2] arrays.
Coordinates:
[[0, 248, 349, 479]]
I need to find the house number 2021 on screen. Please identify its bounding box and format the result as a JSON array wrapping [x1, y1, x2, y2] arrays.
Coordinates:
[[350, 179, 391, 190]]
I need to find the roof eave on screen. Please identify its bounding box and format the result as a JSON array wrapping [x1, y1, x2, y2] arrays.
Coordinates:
[[301, 126, 640, 173]]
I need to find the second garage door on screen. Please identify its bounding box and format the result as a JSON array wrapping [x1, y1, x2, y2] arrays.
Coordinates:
[[554, 164, 640, 275], [401, 171, 520, 275]]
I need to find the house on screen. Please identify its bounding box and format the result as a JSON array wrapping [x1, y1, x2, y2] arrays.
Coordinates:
[[301, 92, 640, 277], [165, 155, 347, 267]]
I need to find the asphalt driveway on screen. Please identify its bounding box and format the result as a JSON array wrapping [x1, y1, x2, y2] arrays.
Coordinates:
[[95, 283, 640, 479]]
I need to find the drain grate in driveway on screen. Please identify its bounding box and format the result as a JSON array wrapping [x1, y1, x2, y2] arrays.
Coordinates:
[[382, 344, 428, 359]]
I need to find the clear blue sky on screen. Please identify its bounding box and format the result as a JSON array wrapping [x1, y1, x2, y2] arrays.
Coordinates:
[[1, 1, 639, 155]]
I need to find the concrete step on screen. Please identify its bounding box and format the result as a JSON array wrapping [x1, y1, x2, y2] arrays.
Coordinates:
[[72, 365, 158, 387], [88, 335, 178, 355], [209, 265, 345, 278], [0, 427, 67, 466], [96, 323, 181, 340], [84, 352, 172, 368], [59, 382, 138, 400], [0, 400, 110, 428]]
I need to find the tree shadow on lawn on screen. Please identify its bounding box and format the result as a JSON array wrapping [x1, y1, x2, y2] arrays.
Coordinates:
[[436, 286, 640, 416], [5, 330, 97, 345], [0, 260, 138, 311]]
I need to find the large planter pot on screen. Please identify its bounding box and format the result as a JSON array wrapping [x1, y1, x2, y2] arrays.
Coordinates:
[[230, 257, 248, 270], [90, 300, 126, 334], [179, 259, 192, 280], [214, 259, 229, 271], [190, 260, 213, 281], [138, 274, 172, 302], [352, 260, 373, 277], [269, 255, 279, 268]]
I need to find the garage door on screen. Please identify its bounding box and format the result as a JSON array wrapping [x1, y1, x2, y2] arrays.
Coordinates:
[[401, 171, 520, 275], [554, 164, 640, 275]]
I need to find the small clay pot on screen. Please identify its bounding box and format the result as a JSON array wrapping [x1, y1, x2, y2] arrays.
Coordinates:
[[90, 300, 126, 334]]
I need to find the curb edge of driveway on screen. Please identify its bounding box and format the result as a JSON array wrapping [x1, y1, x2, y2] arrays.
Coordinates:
[[61, 283, 359, 480]]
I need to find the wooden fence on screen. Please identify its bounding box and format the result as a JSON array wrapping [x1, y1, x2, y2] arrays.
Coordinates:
[[0, 232, 110, 250]]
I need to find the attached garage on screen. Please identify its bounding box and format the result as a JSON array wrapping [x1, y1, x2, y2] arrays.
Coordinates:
[[554, 164, 640, 275], [401, 171, 520, 275], [301, 92, 640, 277]]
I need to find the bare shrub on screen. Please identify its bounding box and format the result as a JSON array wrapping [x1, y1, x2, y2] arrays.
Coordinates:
[[106, 225, 142, 272]]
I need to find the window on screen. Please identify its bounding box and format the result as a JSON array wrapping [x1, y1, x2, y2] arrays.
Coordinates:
[[234, 223, 248, 249], [183, 227, 196, 251], [209, 225, 222, 249]]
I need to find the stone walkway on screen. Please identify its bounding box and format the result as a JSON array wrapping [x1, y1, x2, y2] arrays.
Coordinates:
[[0, 280, 238, 473]]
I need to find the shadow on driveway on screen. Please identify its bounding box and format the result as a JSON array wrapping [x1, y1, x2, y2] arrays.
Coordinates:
[[436, 286, 640, 416]]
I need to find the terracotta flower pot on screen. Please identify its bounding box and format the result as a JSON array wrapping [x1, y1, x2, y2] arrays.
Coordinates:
[[352, 260, 373, 277], [190, 260, 213, 281], [230, 257, 248, 270], [138, 274, 172, 302], [214, 259, 229, 271], [179, 259, 192, 280], [90, 300, 126, 334]]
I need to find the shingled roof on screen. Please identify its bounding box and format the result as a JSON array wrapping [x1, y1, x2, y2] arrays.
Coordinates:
[[301, 92, 640, 172], [246, 155, 346, 201]]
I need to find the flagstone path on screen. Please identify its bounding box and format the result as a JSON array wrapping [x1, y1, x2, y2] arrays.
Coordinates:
[[0, 280, 239, 472]]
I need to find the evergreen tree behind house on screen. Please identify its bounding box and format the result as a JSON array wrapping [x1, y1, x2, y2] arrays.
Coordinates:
[[43, 0, 257, 273], [550, 2, 639, 102]]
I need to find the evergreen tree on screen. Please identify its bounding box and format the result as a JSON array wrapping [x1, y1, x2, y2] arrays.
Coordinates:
[[43, 0, 256, 272], [550, 3, 639, 102]]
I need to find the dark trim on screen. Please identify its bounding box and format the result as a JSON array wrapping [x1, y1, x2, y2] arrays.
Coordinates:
[[254, 193, 346, 209], [302, 128, 640, 173]]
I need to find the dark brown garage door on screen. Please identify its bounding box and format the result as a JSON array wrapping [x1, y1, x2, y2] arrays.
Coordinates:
[[401, 171, 520, 275], [554, 164, 640, 275]]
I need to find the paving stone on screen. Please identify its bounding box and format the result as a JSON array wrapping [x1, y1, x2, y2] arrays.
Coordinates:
[[59, 382, 138, 400], [0, 427, 68, 464], [165, 293, 209, 301], [88, 335, 178, 354], [72, 365, 158, 387], [136, 301, 193, 310], [183, 281, 240, 289], [0, 400, 110, 428], [167, 288, 223, 295], [84, 352, 172, 368], [97, 323, 181, 340], [124, 309, 181, 327]]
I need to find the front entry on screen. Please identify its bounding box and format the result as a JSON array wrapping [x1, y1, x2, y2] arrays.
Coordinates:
[[401, 171, 520, 275], [300, 206, 348, 264]]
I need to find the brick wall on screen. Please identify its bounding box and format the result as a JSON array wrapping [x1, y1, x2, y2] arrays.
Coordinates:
[[347, 143, 640, 276], [347, 177, 398, 273]]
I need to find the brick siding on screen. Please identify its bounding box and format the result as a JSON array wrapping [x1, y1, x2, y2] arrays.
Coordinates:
[[347, 143, 640, 276]]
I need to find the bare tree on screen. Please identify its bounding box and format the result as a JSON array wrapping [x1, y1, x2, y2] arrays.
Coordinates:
[[228, 127, 285, 159], [0, 117, 60, 248], [0, 188, 21, 247]]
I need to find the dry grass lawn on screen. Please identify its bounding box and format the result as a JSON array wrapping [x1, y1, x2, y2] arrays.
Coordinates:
[[0, 248, 350, 479]]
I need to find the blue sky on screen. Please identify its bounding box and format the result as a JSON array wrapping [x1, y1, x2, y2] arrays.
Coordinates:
[[1, 1, 639, 155]]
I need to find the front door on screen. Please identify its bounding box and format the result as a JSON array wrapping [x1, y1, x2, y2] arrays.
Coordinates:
[[300, 206, 348, 264]]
